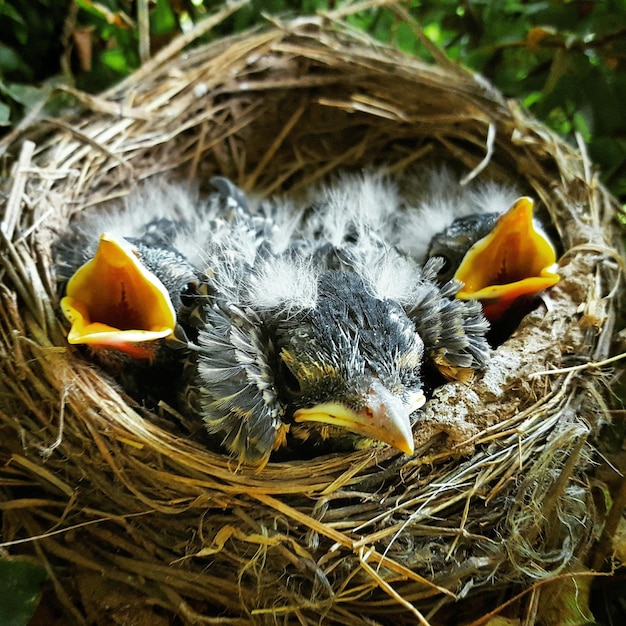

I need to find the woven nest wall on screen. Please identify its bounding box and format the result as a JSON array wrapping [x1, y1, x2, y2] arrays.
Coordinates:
[[0, 13, 623, 626]]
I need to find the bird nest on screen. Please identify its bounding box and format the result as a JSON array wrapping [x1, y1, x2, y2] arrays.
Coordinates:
[[0, 8, 623, 626]]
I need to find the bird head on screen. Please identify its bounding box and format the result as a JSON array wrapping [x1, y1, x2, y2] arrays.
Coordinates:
[[432, 197, 560, 322], [427, 212, 499, 285], [272, 271, 425, 455], [60, 233, 177, 360]]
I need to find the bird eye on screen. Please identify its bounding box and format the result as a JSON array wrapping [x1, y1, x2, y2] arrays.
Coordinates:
[[279, 359, 302, 395], [180, 283, 198, 307]]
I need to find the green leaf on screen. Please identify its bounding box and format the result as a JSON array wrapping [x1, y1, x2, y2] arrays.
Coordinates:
[[152, 0, 177, 35], [0, 43, 29, 76], [100, 48, 131, 74], [0, 558, 47, 626], [0, 1, 26, 26], [0, 100, 11, 126], [394, 22, 418, 54], [1, 81, 47, 109]]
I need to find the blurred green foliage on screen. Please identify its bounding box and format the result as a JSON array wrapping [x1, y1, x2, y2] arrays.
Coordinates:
[[0, 558, 47, 626], [0, 0, 625, 202]]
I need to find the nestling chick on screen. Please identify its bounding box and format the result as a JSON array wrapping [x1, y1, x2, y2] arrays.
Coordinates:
[[429, 197, 560, 322], [60, 233, 191, 356], [384, 166, 560, 323], [193, 267, 429, 462], [53, 182, 228, 401], [189, 172, 491, 464], [390, 168, 561, 348]]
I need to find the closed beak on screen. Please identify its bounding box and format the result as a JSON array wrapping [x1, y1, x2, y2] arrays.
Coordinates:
[[293, 379, 422, 455]]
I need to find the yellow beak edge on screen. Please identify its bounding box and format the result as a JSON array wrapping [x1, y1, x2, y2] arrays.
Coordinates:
[[294, 381, 424, 455], [454, 197, 560, 320], [60, 233, 176, 359]]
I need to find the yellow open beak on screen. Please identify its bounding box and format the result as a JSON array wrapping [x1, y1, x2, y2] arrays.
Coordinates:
[[293, 380, 423, 455], [454, 197, 560, 321], [60, 233, 176, 359]]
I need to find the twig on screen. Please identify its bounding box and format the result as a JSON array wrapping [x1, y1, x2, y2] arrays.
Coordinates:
[[103, 0, 249, 96], [1, 139, 35, 240], [461, 123, 496, 185], [592, 471, 626, 570], [360, 546, 432, 626], [529, 352, 626, 379], [137, 0, 150, 64]]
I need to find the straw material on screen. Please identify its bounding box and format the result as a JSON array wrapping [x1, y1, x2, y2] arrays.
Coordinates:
[[0, 8, 622, 625]]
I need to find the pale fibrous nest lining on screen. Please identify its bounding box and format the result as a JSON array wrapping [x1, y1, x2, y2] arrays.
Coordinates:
[[0, 5, 622, 625]]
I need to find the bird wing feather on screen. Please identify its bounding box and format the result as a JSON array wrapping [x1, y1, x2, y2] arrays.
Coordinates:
[[403, 258, 491, 378], [196, 302, 284, 464]]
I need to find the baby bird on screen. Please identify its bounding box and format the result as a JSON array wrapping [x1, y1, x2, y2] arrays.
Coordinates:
[[386, 166, 560, 322], [53, 183, 224, 401], [189, 172, 490, 463], [60, 232, 191, 357], [428, 197, 560, 322]]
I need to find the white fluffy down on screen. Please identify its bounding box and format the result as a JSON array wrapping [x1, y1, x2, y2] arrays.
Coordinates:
[[78, 167, 519, 309], [249, 256, 319, 311], [393, 167, 520, 262], [78, 181, 205, 240]]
